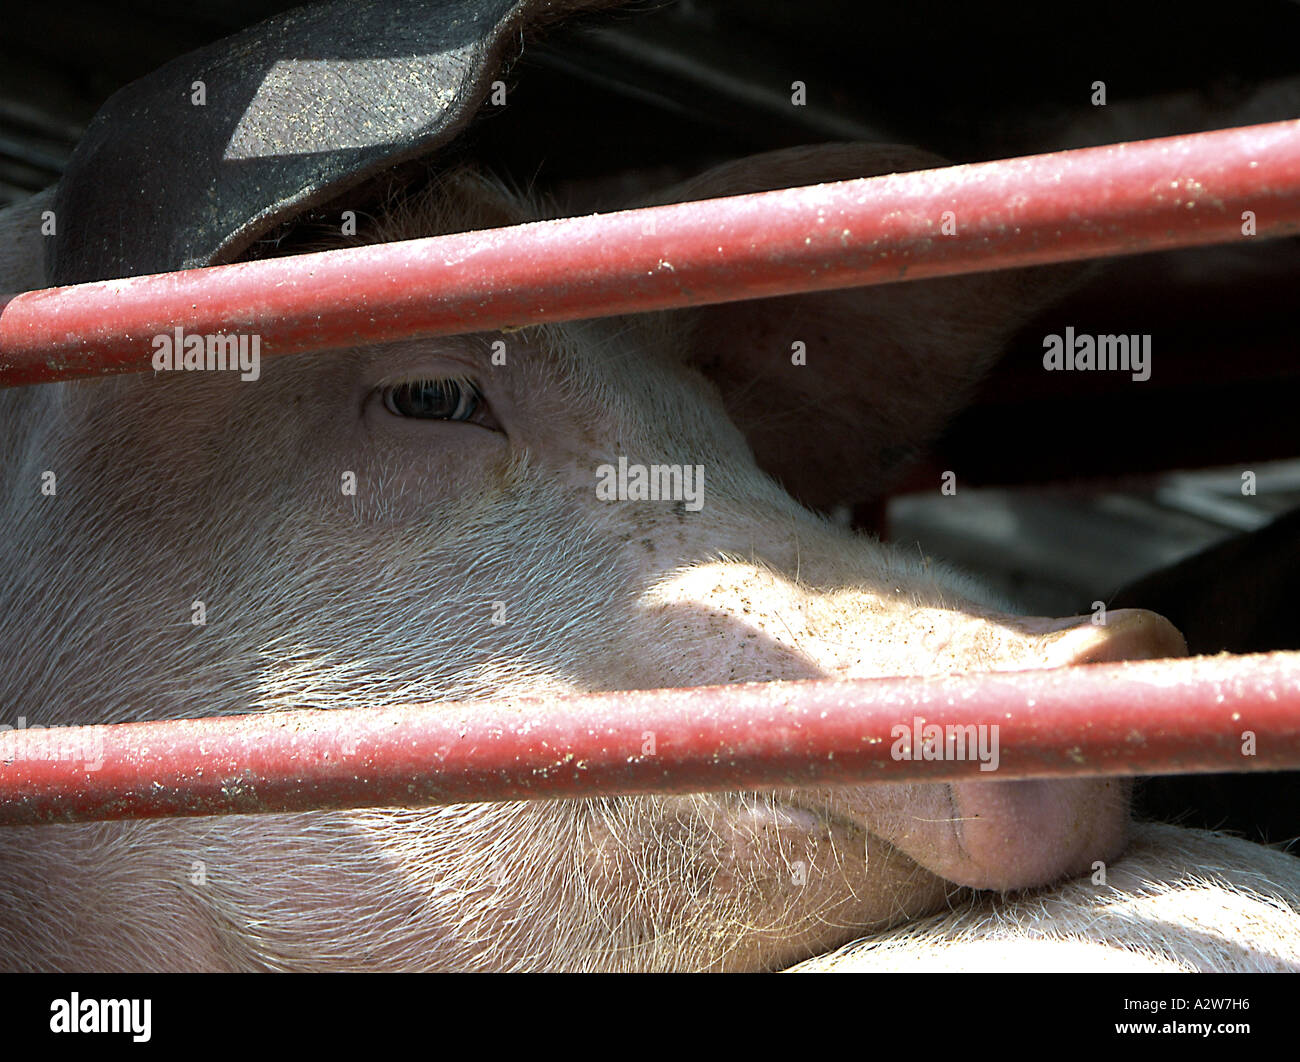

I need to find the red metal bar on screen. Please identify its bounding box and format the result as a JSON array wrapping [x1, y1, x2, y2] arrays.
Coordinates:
[[2, 652, 1298, 825], [2, 120, 1298, 388]]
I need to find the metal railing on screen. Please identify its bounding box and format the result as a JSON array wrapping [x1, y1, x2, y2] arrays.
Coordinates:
[[1, 119, 1298, 823]]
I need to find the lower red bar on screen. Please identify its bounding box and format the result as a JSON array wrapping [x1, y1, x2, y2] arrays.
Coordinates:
[[1, 652, 1298, 824]]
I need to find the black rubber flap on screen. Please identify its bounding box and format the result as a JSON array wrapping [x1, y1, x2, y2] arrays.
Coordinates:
[[51, 0, 594, 285]]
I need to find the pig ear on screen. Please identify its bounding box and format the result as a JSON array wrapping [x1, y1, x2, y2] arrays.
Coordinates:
[[649, 144, 1075, 511], [50, 0, 613, 285]]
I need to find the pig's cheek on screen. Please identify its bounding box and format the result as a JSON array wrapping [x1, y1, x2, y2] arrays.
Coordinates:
[[580, 794, 952, 947], [582, 797, 830, 905], [339, 423, 511, 525]]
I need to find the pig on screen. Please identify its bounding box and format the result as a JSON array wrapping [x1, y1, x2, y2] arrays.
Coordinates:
[[0, 144, 1298, 973]]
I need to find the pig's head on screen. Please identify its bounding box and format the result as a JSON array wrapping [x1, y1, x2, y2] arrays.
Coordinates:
[[0, 144, 1186, 972]]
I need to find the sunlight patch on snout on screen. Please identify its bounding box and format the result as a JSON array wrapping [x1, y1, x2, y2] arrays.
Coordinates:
[[637, 560, 816, 658]]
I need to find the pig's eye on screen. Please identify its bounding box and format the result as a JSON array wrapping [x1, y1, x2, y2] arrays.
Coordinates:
[[382, 378, 485, 422]]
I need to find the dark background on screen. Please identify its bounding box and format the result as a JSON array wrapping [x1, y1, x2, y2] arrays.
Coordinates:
[[4, 1, 1299, 483], [5, 1, 1300, 199]]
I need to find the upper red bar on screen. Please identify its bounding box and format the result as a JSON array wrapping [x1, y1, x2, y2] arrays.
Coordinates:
[[1, 120, 1298, 388]]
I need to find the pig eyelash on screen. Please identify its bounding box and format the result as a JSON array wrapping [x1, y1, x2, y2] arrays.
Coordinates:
[[378, 376, 487, 423]]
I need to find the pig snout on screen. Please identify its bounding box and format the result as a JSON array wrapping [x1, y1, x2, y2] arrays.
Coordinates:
[[638, 554, 1187, 895], [912, 609, 1187, 890], [938, 610, 1187, 891]]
